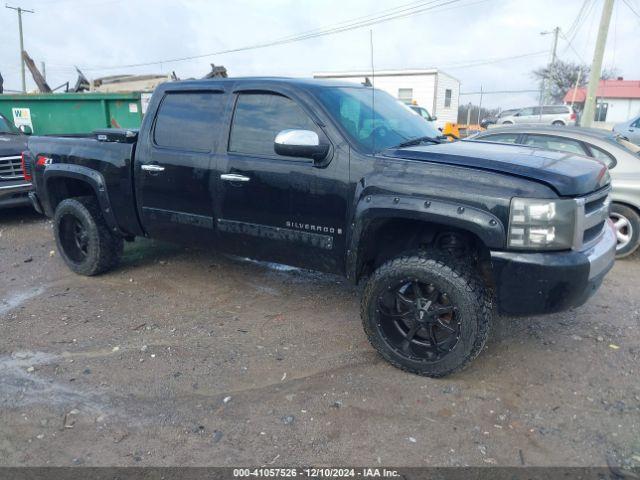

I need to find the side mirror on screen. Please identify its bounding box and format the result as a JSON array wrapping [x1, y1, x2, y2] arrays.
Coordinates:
[[274, 129, 329, 162], [19, 125, 32, 135], [514, 112, 521, 117]]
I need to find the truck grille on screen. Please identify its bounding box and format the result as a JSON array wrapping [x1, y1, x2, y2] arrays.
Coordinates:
[[0, 155, 23, 180], [574, 188, 610, 250]]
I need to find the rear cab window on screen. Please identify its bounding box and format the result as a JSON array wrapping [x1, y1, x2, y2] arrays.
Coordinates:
[[154, 91, 225, 152], [228, 93, 320, 158]]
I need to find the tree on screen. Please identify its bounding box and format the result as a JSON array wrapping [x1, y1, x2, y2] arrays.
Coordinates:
[[532, 59, 618, 104], [457, 103, 499, 124]]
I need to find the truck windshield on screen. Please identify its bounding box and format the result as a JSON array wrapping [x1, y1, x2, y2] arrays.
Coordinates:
[[0, 115, 21, 135], [316, 87, 441, 153]]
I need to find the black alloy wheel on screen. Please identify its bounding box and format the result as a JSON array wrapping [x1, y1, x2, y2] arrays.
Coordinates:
[[375, 279, 460, 362], [58, 214, 90, 263]]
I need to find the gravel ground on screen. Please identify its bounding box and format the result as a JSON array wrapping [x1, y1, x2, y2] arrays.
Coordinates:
[[1, 206, 639, 468]]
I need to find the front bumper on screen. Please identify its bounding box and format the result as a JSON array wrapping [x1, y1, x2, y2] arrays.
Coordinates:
[[0, 180, 32, 209], [490, 221, 616, 315]]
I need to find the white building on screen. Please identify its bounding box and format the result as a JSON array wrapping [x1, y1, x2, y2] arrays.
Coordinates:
[[313, 69, 460, 128], [564, 79, 640, 124]]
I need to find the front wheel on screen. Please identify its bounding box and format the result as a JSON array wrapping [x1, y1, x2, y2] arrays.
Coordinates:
[[54, 196, 124, 276], [361, 252, 492, 377], [610, 203, 640, 258]]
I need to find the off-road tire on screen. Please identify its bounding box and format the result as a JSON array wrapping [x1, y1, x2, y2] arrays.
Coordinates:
[[53, 196, 124, 276], [361, 252, 492, 377], [611, 203, 640, 258]]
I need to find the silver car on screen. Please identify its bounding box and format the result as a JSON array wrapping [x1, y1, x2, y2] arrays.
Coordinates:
[[613, 115, 640, 145], [468, 125, 640, 257], [498, 105, 577, 126]]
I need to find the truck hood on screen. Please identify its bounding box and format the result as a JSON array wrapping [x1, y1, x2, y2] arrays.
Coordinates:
[[0, 134, 28, 157], [384, 140, 610, 196]]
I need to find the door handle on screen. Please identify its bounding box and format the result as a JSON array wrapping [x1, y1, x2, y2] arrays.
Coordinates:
[[141, 164, 165, 172], [220, 173, 250, 182]]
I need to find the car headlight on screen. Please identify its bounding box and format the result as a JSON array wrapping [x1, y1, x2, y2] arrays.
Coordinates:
[[508, 197, 577, 250]]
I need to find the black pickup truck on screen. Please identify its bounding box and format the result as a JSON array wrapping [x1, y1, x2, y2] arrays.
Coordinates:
[[24, 78, 616, 377], [0, 113, 31, 209]]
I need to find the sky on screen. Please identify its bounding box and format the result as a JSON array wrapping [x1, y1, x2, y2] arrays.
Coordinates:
[[1, 0, 638, 109]]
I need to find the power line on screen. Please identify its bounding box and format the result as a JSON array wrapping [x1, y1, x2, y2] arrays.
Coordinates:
[[442, 50, 548, 70], [621, 0, 640, 24], [564, 0, 592, 42], [560, 31, 587, 63], [61, 0, 490, 71], [460, 89, 540, 95]]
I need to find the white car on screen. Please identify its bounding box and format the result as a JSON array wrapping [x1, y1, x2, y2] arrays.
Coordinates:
[[613, 115, 640, 145], [499, 105, 577, 126]]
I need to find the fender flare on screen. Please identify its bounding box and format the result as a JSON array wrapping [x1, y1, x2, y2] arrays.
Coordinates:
[[42, 164, 123, 235], [346, 194, 506, 281]]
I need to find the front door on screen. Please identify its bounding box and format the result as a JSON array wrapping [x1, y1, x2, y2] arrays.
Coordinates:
[[136, 90, 227, 244], [214, 90, 348, 273]]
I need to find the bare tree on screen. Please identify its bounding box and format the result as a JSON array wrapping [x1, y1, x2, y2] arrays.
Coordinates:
[[532, 60, 618, 104]]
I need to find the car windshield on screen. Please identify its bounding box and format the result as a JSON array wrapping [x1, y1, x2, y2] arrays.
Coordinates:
[[315, 87, 440, 153], [0, 115, 21, 135], [615, 136, 640, 155]]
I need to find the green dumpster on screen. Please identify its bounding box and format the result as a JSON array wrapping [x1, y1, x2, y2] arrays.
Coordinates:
[[0, 92, 144, 135]]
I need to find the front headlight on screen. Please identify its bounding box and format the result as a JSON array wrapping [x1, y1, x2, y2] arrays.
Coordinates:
[[508, 197, 577, 250]]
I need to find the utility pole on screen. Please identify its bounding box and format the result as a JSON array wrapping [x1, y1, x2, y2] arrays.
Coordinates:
[[582, 0, 615, 128], [5, 4, 35, 93], [540, 26, 560, 107], [477, 85, 483, 126]]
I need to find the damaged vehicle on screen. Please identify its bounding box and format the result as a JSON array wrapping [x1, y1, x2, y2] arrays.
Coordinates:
[[24, 78, 616, 377]]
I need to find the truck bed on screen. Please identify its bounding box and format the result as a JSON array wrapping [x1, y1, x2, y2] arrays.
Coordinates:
[[27, 134, 143, 237]]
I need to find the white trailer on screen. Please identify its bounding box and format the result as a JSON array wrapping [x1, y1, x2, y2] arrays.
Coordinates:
[[313, 69, 460, 129]]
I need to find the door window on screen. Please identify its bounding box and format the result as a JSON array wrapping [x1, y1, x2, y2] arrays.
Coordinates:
[[153, 92, 225, 152], [229, 93, 319, 157], [524, 135, 587, 155], [542, 106, 569, 115], [518, 107, 535, 116], [631, 117, 640, 128]]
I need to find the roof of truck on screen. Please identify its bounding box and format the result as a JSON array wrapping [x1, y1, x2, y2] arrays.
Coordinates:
[[164, 76, 370, 90]]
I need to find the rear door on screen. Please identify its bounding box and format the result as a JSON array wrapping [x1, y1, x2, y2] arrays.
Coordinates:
[[214, 88, 348, 273], [136, 89, 228, 244]]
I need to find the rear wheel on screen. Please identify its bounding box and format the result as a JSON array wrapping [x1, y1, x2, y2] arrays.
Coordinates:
[[54, 196, 123, 275], [361, 252, 492, 377], [610, 203, 640, 258], [552, 120, 565, 126]]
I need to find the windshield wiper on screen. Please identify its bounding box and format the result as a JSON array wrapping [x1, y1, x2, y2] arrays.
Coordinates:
[[392, 135, 442, 149]]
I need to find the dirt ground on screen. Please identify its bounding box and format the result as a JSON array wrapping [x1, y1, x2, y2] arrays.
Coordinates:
[[1, 206, 639, 468]]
